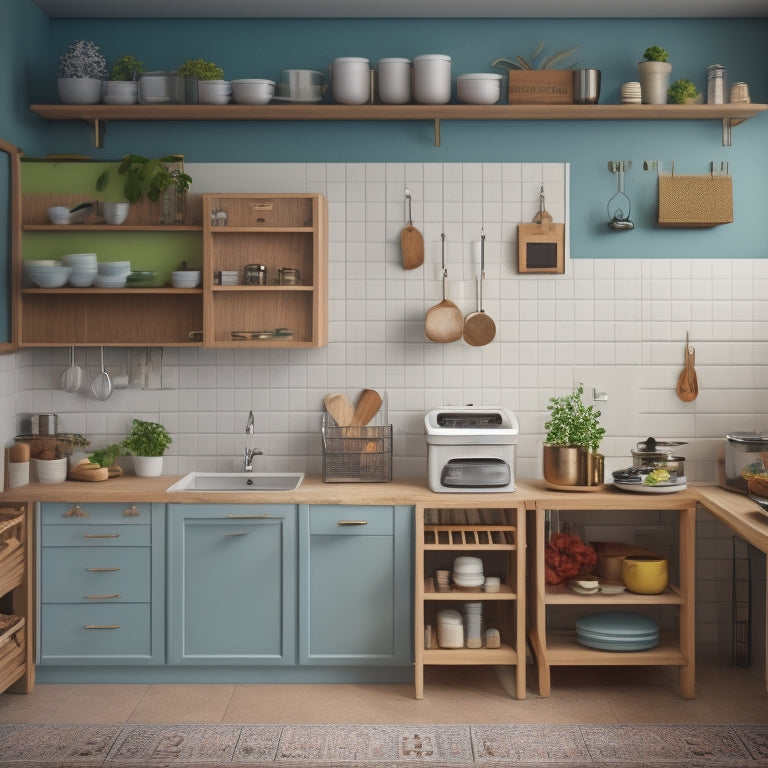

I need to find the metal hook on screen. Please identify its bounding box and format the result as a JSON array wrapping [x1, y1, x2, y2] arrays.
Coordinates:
[[404, 188, 413, 226]]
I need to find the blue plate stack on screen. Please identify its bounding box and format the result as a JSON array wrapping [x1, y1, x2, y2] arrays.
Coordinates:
[[576, 613, 659, 651]]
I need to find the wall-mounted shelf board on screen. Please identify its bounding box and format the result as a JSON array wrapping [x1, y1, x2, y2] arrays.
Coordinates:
[[30, 103, 767, 147]]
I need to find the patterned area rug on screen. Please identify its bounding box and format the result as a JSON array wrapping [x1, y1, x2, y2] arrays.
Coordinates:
[[0, 723, 767, 767]]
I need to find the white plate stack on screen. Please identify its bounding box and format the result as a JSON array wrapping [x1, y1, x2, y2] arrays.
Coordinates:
[[463, 601, 483, 648], [452, 556, 484, 588]]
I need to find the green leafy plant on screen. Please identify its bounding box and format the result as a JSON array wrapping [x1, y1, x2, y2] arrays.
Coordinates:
[[109, 55, 144, 81], [544, 384, 605, 453], [88, 444, 121, 467], [177, 58, 224, 80], [57, 40, 107, 79], [642, 46, 669, 63], [96, 155, 192, 203], [121, 419, 172, 457], [668, 79, 699, 104], [492, 42, 578, 71]]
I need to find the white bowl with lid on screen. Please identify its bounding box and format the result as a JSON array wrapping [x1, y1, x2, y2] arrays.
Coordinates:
[[457, 73, 502, 105]]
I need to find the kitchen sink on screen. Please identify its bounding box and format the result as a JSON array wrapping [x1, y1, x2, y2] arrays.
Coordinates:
[[166, 472, 304, 492]]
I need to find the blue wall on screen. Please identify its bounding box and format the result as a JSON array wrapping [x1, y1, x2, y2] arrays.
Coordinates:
[[20, 15, 768, 262]]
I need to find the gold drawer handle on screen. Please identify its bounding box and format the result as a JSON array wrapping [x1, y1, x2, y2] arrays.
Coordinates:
[[338, 520, 368, 526], [123, 505, 139, 517], [84, 533, 119, 539], [84, 624, 120, 630], [86, 567, 120, 572], [84, 594, 121, 600], [64, 504, 88, 517], [224, 532, 249, 537]]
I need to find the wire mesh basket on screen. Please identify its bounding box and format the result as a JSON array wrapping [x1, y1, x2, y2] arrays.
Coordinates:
[[321, 414, 393, 483]]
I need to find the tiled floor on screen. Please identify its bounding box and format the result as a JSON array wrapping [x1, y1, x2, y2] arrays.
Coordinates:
[[0, 662, 765, 724]]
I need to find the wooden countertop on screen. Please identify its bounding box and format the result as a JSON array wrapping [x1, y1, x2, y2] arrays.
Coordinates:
[[2, 475, 765, 551]]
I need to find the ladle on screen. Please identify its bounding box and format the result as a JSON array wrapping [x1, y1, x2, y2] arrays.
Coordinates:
[[60, 346, 82, 393], [424, 233, 463, 343], [91, 346, 113, 401], [462, 230, 496, 347], [607, 161, 634, 231]]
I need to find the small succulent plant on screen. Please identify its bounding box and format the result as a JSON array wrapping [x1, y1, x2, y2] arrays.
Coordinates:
[[109, 55, 144, 81], [57, 40, 107, 79], [668, 79, 700, 104]]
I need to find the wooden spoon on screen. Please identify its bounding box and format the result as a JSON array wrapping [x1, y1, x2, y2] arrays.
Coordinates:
[[425, 234, 463, 343], [463, 232, 496, 347], [676, 335, 699, 402], [323, 393, 355, 427], [401, 188, 424, 270], [351, 388, 383, 427]]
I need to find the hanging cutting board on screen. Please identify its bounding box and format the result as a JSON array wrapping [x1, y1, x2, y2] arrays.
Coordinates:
[[518, 208, 565, 273]]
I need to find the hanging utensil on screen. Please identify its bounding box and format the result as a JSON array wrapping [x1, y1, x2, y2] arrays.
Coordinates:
[[425, 233, 463, 343], [91, 346, 113, 401], [676, 333, 699, 402], [60, 346, 82, 393], [462, 230, 496, 347], [607, 161, 634, 231], [400, 187, 424, 270]]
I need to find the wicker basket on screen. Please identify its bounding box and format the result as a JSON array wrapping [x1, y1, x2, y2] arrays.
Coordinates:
[[321, 416, 392, 483], [0, 615, 26, 693], [0, 509, 24, 597], [658, 174, 733, 227]]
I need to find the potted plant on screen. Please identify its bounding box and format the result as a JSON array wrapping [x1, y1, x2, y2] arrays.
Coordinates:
[[104, 55, 144, 104], [56, 40, 107, 105], [638, 45, 672, 105], [668, 78, 700, 104], [492, 43, 578, 104], [121, 419, 172, 477], [176, 58, 225, 104], [542, 384, 606, 487]]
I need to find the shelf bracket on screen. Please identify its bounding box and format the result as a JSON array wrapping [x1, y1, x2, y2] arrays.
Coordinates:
[[722, 118, 733, 147], [89, 118, 105, 149], [434, 117, 441, 148]]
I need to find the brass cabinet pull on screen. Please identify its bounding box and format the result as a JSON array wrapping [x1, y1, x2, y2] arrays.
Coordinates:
[[123, 504, 139, 517], [86, 567, 120, 572], [85, 624, 120, 630], [83, 533, 119, 538], [64, 504, 88, 518], [84, 594, 121, 600], [338, 520, 368, 526]]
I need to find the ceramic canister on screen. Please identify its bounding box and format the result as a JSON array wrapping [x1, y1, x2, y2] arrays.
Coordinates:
[[377, 58, 412, 104], [622, 555, 669, 594], [413, 54, 452, 104], [332, 57, 371, 105]]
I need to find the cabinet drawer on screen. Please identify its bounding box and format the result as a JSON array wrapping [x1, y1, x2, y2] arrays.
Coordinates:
[[40, 603, 151, 660], [41, 547, 150, 603], [41, 502, 150, 524], [41, 524, 150, 547], [309, 505, 393, 535]]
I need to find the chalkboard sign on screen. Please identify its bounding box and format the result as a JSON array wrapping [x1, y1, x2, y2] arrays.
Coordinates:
[[517, 218, 565, 274]]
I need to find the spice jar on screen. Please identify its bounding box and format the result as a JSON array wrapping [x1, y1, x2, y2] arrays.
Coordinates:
[[278, 267, 300, 285], [706, 64, 727, 105]]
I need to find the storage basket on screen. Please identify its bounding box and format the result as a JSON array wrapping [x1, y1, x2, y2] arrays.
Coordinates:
[[0, 615, 26, 693], [658, 173, 733, 227], [321, 415, 393, 483], [0, 509, 24, 596]]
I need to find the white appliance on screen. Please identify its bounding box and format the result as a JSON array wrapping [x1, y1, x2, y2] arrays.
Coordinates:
[[424, 406, 519, 493]]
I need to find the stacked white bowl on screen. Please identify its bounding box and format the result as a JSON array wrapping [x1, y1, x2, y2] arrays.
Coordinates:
[[95, 260, 131, 288], [456, 73, 502, 104], [23, 260, 71, 288], [171, 270, 201, 288], [63, 253, 98, 287], [452, 555, 485, 588], [231, 79, 275, 105], [198, 80, 231, 104]]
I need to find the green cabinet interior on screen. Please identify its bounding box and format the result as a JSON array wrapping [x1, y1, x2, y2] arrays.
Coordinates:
[[299, 505, 413, 666]]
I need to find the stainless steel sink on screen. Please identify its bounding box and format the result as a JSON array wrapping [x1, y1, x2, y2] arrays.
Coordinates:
[[166, 472, 304, 492]]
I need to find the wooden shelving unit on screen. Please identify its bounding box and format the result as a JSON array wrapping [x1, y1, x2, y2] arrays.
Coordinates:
[[414, 506, 526, 699]]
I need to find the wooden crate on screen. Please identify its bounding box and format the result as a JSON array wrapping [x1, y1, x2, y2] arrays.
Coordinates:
[[507, 70, 573, 104]]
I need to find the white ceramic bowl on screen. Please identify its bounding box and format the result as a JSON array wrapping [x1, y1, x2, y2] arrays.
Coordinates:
[[24, 264, 72, 288], [198, 80, 232, 104], [63, 253, 98, 267], [47, 206, 71, 225], [457, 73, 502, 105], [24, 259, 61, 268], [171, 270, 201, 288], [103, 201, 130, 225], [33, 457, 68, 483], [98, 261, 131, 275], [94, 274, 128, 288], [231, 79, 275, 105], [69, 268, 98, 287]]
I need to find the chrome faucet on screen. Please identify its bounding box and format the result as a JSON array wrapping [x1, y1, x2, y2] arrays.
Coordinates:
[[244, 410, 263, 472]]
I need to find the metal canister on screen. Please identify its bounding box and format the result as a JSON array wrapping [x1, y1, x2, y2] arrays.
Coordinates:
[[729, 81, 750, 104], [706, 64, 727, 105], [244, 264, 266, 286]]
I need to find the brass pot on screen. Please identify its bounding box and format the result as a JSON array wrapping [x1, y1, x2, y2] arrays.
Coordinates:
[[543, 444, 604, 486]]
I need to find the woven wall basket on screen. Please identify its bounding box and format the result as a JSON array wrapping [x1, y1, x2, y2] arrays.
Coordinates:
[[657, 174, 733, 227]]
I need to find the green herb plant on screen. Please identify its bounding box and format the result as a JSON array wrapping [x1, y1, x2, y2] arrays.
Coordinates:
[[668, 79, 699, 104], [88, 444, 121, 467], [544, 384, 605, 453], [492, 42, 578, 71], [109, 55, 144, 81], [121, 419, 172, 457], [177, 58, 224, 80], [96, 154, 192, 204], [642, 46, 669, 63]]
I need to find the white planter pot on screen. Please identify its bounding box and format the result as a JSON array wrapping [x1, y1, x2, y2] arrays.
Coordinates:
[[132, 455, 164, 477], [637, 61, 672, 105], [104, 80, 138, 105], [57, 77, 103, 105]]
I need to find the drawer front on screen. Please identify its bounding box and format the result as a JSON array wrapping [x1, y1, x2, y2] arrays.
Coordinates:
[[40, 603, 151, 660], [309, 505, 393, 536], [40, 502, 151, 524], [41, 547, 151, 603], [41, 524, 150, 548]]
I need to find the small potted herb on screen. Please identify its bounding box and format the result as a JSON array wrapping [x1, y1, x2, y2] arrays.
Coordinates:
[[122, 419, 172, 477], [176, 58, 226, 103], [668, 78, 700, 104], [543, 384, 606, 487], [638, 45, 672, 105], [104, 55, 144, 104], [56, 40, 107, 104]]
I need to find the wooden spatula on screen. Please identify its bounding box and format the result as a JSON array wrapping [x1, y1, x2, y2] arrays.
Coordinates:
[[324, 393, 355, 427], [351, 389, 383, 427], [401, 188, 424, 270], [676, 335, 699, 402]]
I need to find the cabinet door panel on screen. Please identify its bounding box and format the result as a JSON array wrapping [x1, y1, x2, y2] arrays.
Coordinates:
[[42, 524, 150, 548]]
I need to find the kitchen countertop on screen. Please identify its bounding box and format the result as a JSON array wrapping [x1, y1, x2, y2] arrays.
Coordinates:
[[2, 475, 765, 552]]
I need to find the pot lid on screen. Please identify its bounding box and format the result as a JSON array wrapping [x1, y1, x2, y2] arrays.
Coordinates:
[[633, 436, 686, 454], [727, 431, 768, 445]]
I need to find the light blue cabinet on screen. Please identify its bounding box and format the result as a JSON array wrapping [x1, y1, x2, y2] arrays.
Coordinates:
[[299, 505, 413, 666], [37, 502, 165, 665], [167, 504, 297, 665]]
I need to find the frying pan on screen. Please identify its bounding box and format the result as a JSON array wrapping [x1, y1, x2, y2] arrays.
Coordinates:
[[462, 232, 496, 347]]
